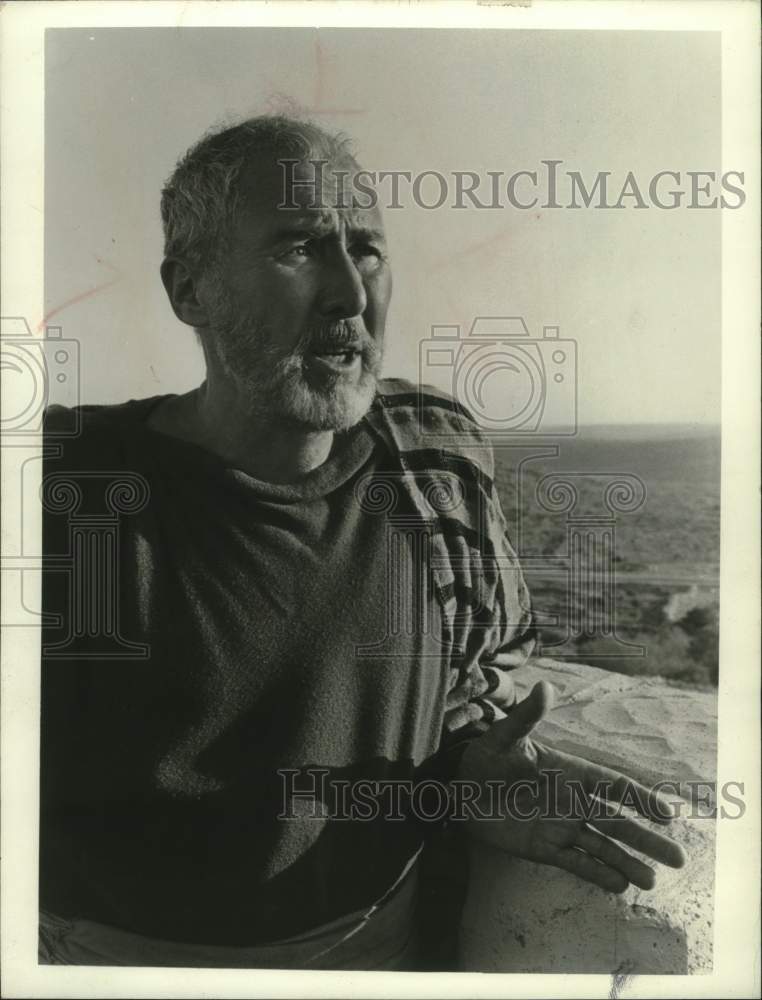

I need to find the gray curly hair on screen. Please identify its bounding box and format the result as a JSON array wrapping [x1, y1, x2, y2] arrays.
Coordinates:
[[160, 114, 355, 276]]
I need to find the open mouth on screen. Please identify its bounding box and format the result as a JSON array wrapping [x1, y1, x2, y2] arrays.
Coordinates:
[[309, 346, 363, 374]]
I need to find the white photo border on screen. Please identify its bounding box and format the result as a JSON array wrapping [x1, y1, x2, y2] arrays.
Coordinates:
[[1, 2, 759, 997]]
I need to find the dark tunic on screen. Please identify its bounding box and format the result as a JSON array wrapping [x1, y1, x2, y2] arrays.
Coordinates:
[[40, 396, 445, 944]]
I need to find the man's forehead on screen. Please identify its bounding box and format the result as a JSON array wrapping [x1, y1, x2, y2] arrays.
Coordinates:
[[235, 153, 385, 235], [268, 206, 385, 237]]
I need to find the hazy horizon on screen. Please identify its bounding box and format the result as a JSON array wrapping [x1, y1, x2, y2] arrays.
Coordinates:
[[46, 29, 721, 426]]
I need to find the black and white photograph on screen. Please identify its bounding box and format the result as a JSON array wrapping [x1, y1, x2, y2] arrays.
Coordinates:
[[1, 2, 759, 997]]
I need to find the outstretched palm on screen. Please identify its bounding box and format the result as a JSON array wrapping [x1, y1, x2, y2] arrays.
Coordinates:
[[456, 681, 687, 893]]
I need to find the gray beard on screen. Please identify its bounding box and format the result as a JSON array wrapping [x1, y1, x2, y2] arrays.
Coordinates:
[[203, 297, 383, 432]]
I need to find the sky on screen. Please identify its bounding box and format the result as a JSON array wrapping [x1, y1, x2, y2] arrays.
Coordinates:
[[44, 28, 721, 425]]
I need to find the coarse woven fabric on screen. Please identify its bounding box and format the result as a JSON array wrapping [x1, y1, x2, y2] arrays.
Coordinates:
[[363, 379, 537, 738], [39, 377, 535, 948]]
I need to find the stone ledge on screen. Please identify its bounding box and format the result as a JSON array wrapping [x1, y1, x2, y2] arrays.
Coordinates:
[[458, 659, 717, 974]]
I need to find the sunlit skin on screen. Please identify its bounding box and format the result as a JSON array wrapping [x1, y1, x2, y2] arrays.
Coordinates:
[[457, 675, 687, 891], [156, 156, 392, 483]]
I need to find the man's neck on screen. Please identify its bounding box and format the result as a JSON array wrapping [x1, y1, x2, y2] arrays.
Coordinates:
[[148, 381, 335, 484]]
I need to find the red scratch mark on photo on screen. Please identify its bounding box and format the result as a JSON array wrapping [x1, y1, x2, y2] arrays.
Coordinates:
[[431, 223, 516, 272], [37, 264, 121, 332], [263, 38, 366, 119]]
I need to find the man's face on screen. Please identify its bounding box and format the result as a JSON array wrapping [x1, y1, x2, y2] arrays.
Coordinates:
[[200, 156, 392, 432]]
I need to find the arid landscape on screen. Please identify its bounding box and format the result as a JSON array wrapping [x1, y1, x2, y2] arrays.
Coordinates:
[[493, 426, 721, 688]]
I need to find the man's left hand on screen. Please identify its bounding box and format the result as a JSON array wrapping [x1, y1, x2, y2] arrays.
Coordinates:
[[456, 681, 687, 893]]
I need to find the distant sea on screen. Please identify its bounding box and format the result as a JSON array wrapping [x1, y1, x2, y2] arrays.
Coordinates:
[[491, 424, 721, 685]]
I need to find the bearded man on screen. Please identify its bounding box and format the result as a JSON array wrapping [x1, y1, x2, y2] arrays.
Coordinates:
[[39, 116, 685, 970]]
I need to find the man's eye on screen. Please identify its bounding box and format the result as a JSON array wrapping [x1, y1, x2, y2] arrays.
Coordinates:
[[280, 244, 314, 260], [350, 244, 384, 262]]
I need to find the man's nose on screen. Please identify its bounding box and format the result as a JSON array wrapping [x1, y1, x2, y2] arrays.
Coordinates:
[[316, 247, 368, 320]]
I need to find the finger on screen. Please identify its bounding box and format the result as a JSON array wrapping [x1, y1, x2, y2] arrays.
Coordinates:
[[556, 755, 678, 825], [483, 651, 528, 669], [511, 681, 555, 738], [554, 846, 629, 894], [576, 826, 656, 890], [484, 681, 555, 750], [589, 813, 687, 869]]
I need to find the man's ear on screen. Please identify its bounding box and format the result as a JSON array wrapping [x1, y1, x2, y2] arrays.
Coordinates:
[[160, 258, 210, 329]]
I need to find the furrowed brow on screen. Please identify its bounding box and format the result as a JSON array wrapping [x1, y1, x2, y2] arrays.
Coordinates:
[[268, 211, 338, 242], [268, 222, 386, 247], [269, 226, 326, 243], [347, 226, 386, 244]]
